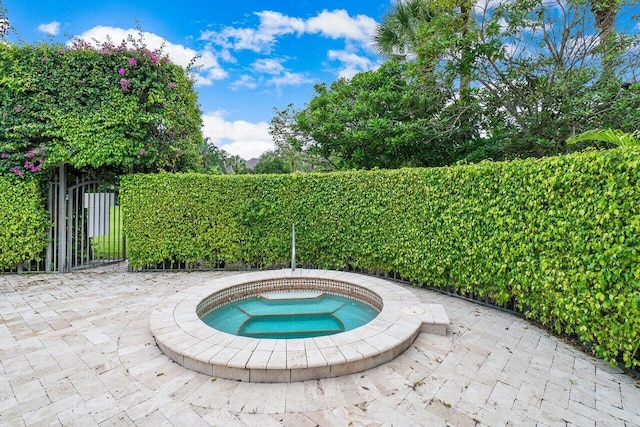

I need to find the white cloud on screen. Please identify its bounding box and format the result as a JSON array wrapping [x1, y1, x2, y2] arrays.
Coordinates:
[[38, 21, 60, 36], [202, 110, 273, 159], [73, 26, 227, 86], [328, 49, 374, 78], [230, 74, 258, 90], [202, 9, 377, 54], [307, 10, 377, 45], [200, 11, 305, 53], [252, 58, 285, 75], [267, 71, 313, 87]]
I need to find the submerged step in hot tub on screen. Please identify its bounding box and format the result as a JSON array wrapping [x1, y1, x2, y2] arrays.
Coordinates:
[[200, 292, 378, 339]]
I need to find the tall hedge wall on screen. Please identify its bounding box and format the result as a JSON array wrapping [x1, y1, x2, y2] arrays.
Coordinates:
[[0, 177, 49, 269], [121, 147, 640, 368]]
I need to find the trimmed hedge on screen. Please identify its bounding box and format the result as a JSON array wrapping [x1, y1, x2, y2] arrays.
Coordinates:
[[0, 177, 49, 269], [121, 147, 640, 368]]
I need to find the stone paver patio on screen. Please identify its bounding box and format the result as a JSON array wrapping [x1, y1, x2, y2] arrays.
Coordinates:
[[1, 265, 638, 426]]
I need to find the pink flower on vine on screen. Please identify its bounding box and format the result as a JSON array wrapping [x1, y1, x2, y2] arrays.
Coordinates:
[[14, 106, 22, 112], [167, 82, 177, 88], [26, 150, 35, 158], [1, 153, 7, 159], [140, 149, 146, 155], [120, 79, 130, 92], [12, 166, 23, 177], [129, 57, 137, 66], [146, 51, 159, 64], [118, 68, 125, 75]]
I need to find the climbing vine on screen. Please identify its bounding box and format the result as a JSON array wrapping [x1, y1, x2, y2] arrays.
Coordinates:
[[0, 38, 203, 178]]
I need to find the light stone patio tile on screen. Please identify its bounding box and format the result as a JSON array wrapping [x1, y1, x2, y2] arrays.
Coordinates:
[[459, 380, 493, 408], [1, 267, 639, 426], [227, 348, 253, 369], [516, 380, 545, 408], [543, 380, 571, 410], [305, 348, 327, 368], [124, 395, 173, 422], [540, 399, 598, 427], [2, 397, 51, 425], [319, 346, 347, 365], [56, 392, 116, 425], [164, 406, 209, 427], [12, 379, 48, 405], [286, 350, 307, 369], [98, 411, 134, 426], [260, 383, 287, 414], [237, 412, 285, 427], [284, 381, 306, 412], [255, 339, 277, 352], [486, 380, 518, 410], [132, 409, 171, 426], [61, 414, 98, 426], [246, 349, 272, 369], [302, 379, 328, 412], [21, 394, 83, 426], [200, 409, 247, 426], [267, 351, 287, 370]]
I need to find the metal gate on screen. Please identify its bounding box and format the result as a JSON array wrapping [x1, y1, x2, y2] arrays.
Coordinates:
[[47, 165, 125, 272]]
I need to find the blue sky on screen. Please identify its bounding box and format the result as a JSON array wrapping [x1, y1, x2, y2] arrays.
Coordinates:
[[2, 0, 394, 159]]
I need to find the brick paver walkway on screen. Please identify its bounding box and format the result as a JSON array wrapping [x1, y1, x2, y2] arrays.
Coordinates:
[[1, 266, 638, 426]]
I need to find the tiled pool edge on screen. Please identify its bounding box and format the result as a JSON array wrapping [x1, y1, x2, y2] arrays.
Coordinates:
[[150, 269, 450, 383]]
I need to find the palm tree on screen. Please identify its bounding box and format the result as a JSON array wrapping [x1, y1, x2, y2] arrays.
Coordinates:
[[589, 0, 621, 78], [592, 0, 619, 49], [373, 0, 473, 98], [373, 0, 438, 61]]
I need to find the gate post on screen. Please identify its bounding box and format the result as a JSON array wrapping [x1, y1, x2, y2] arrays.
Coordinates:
[[57, 164, 67, 273]]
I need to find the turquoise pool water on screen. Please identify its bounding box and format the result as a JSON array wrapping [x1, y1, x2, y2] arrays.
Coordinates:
[[200, 291, 379, 339]]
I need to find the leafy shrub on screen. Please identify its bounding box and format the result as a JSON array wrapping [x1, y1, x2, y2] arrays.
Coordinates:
[[121, 147, 640, 368], [0, 177, 49, 269]]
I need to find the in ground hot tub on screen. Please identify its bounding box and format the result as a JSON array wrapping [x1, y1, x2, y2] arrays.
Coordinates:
[[200, 289, 380, 339], [150, 269, 449, 383]]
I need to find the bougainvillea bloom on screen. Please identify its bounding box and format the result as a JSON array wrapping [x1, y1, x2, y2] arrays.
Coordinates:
[[167, 82, 177, 88], [120, 79, 130, 92], [129, 57, 137, 66], [140, 149, 146, 155], [118, 68, 125, 75]]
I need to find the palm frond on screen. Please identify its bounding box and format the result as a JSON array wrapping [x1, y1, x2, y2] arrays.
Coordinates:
[[566, 129, 640, 147]]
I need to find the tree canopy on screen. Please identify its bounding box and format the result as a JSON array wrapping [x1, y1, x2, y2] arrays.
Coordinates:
[[272, 0, 640, 170], [271, 61, 479, 170], [0, 38, 203, 178]]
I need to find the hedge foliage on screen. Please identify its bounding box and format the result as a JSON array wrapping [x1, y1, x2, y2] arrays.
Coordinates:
[[121, 147, 640, 368], [0, 177, 49, 269]]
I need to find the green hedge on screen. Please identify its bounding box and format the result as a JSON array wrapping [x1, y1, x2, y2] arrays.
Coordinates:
[[0, 177, 49, 269], [121, 147, 640, 368]]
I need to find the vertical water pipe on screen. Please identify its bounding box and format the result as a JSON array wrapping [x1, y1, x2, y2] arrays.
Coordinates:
[[291, 223, 296, 271]]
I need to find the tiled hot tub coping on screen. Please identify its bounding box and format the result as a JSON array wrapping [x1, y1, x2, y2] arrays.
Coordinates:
[[150, 269, 449, 383]]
